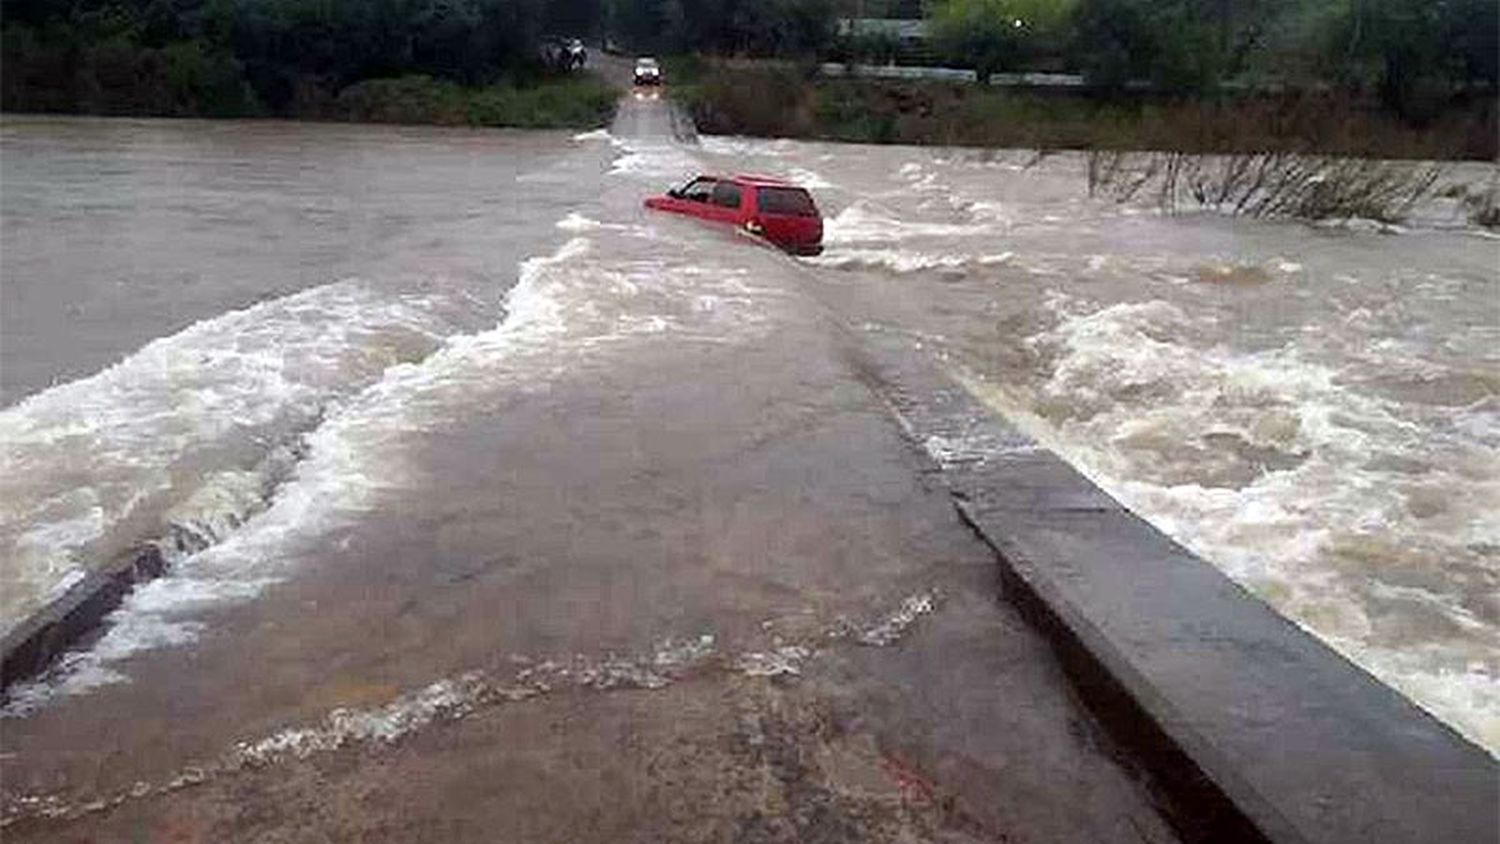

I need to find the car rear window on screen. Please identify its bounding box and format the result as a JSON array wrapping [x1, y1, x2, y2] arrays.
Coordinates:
[[757, 187, 817, 217], [711, 182, 743, 209]]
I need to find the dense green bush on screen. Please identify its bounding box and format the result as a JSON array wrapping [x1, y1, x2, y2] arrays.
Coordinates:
[[929, 0, 1075, 82], [1066, 0, 1497, 112], [607, 0, 836, 57], [466, 75, 618, 127], [0, 25, 262, 116], [681, 67, 813, 136], [683, 67, 1496, 160], [4, 0, 1491, 131], [334, 74, 617, 128], [0, 0, 612, 122]]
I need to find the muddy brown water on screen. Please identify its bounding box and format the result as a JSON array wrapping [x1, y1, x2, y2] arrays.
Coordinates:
[[1, 102, 1181, 841], [0, 93, 1495, 839]]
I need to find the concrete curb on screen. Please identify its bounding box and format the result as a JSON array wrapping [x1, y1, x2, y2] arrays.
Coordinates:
[[0, 546, 165, 694], [842, 331, 1498, 844]]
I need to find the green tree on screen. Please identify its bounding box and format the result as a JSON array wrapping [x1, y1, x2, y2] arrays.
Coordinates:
[[163, 39, 259, 115], [1071, 0, 1225, 91], [928, 0, 1074, 80], [1327, 0, 1498, 117], [609, 0, 833, 56]]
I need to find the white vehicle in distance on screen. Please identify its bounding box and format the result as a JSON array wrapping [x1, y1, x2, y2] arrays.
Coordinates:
[[634, 57, 662, 86]]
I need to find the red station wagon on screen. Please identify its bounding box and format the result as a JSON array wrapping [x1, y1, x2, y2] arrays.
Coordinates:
[[644, 174, 824, 256]]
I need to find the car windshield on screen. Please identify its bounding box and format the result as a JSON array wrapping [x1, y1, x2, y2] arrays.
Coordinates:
[[636, 58, 658, 68], [676, 177, 715, 202], [756, 186, 816, 217]]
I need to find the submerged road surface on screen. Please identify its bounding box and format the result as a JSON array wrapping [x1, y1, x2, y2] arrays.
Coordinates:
[[0, 98, 1179, 839]]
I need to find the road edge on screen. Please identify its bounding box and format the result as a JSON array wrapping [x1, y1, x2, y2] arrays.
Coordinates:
[[837, 328, 1498, 844], [1, 546, 165, 695]]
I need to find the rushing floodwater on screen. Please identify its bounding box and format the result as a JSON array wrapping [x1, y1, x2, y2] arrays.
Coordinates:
[[1, 114, 1496, 756]]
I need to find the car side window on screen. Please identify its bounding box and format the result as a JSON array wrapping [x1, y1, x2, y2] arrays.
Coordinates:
[[757, 187, 817, 217], [711, 182, 742, 209], [681, 178, 715, 203]]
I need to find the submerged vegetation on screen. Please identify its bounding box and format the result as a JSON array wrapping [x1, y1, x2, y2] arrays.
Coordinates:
[[1085, 150, 1446, 222]]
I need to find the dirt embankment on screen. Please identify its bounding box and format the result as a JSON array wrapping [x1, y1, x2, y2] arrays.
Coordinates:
[[677, 67, 1497, 161]]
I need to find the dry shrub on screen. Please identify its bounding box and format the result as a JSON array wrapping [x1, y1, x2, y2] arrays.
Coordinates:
[[684, 68, 816, 137], [1135, 92, 1494, 160], [684, 69, 1496, 161], [1087, 150, 1446, 222]]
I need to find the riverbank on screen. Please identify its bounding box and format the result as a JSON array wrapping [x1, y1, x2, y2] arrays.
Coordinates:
[[1, 71, 618, 130], [674, 66, 1497, 161], [313, 74, 617, 129]]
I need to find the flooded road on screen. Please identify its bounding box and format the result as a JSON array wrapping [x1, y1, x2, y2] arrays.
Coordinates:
[[1, 117, 590, 628], [695, 139, 1500, 754], [1, 105, 1178, 840], [0, 94, 1494, 838]]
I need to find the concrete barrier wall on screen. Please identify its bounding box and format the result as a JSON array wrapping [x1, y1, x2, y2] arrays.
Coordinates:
[[839, 329, 1498, 844], [1, 546, 165, 692], [820, 62, 980, 83], [714, 59, 1086, 87]]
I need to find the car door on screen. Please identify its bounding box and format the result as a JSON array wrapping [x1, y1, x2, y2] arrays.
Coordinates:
[[751, 186, 821, 250], [706, 181, 746, 225], [657, 177, 717, 216]]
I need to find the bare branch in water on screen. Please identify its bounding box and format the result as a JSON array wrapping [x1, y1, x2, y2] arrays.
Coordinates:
[[1085, 150, 1448, 223]]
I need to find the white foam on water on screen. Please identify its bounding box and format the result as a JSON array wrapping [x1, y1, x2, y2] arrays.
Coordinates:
[[1, 237, 607, 706], [697, 136, 793, 159], [809, 248, 971, 274], [555, 211, 635, 233], [235, 674, 493, 766], [735, 646, 812, 677], [787, 167, 835, 190], [2, 596, 226, 714], [1314, 217, 1409, 235], [1, 581, 952, 826], [556, 211, 604, 231], [856, 591, 940, 647], [2, 212, 804, 708], [571, 128, 612, 142], [978, 295, 1500, 753], [0, 282, 463, 633], [822, 202, 994, 246], [745, 135, 1498, 751], [194, 632, 720, 786], [608, 137, 700, 179], [964, 200, 1015, 227]]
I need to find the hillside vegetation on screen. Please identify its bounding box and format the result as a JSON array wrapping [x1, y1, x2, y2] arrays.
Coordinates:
[[2, 0, 1493, 139], [677, 68, 1495, 160], [0, 0, 615, 124]]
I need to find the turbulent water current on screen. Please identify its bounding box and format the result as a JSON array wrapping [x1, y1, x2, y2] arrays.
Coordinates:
[[2, 114, 1496, 755]]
